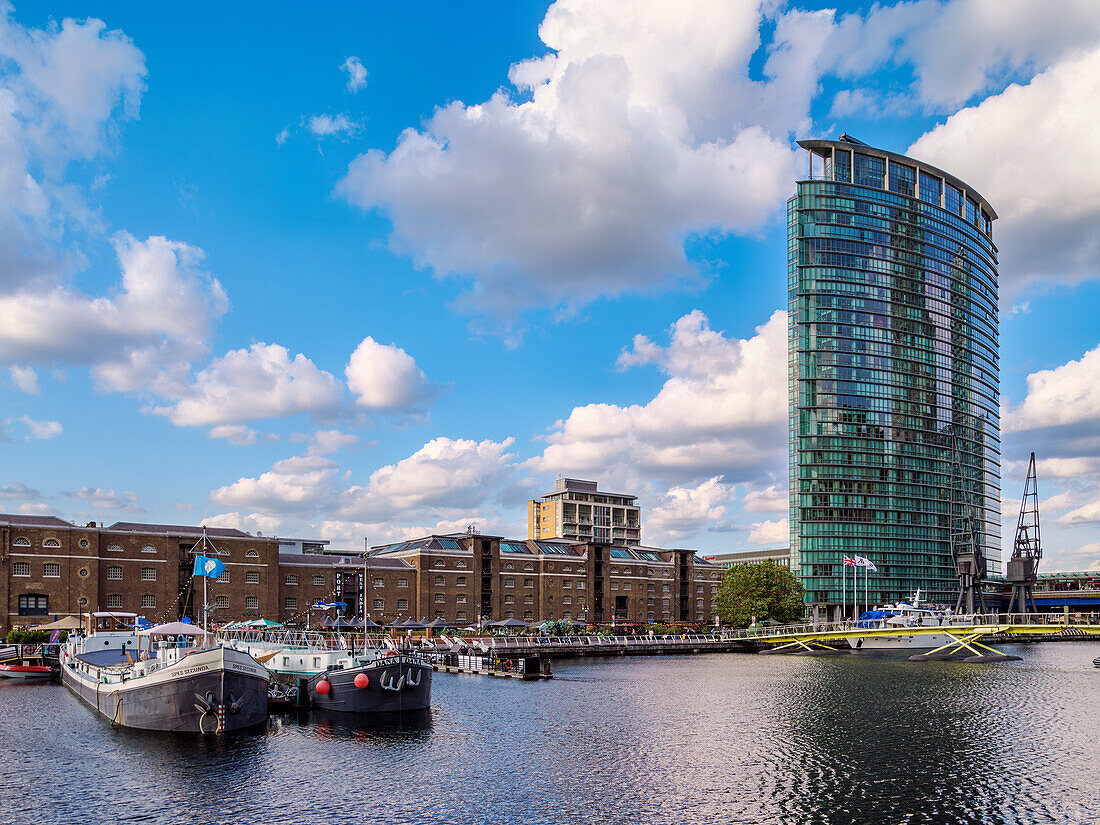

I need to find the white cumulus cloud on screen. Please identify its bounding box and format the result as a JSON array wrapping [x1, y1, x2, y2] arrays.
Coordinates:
[[909, 45, 1100, 293], [339, 437, 517, 522], [345, 336, 438, 412], [210, 454, 341, 513], [645, 477, 738, 542], [747, 518, 788, 545], [531, 310, 788, 486], [18, 415, 61, 440], [156, 342, 342, 429], [307, 112, 359, 139], [337, 0, 825, 317], [65, 485, 141, 511], [8, 365, 38, 394], [341, 56, 367, 93], [0, 8, 146, 291], [1005, 344, 1100, 433], [0, 233, 228, 392]]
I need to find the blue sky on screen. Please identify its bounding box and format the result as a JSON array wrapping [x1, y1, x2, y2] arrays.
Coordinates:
[[2, 0, 1100, 571]]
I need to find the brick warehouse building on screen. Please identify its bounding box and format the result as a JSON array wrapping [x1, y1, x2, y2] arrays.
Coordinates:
[[1, 514, 281, 634], [365, 534, 724, 626], [2, 514, 724, 633]]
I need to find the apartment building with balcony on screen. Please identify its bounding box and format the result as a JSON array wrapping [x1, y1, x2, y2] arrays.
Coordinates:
[[528, 478, 641, 546]]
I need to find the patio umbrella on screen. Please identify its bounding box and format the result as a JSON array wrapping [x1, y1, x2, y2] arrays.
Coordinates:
[[36, 616, 81, 631], [425, 617, 452, 629], [496, 618, 529, 628], [321, 615, 359, 629], [247, 618, 284, 628], [362, 616, 383, 629]]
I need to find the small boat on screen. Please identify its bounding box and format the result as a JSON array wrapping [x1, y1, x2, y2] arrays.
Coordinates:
[[61, 612, 269, 733], [223, 627, 432, 714], [1093, 656, 1099, 668], [0, 644, 53, 680], [845, 591, 974, 651]]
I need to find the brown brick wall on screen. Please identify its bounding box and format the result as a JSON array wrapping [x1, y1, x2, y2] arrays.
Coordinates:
[[2, 521, 722, 635], [2, 523, 100, 633]]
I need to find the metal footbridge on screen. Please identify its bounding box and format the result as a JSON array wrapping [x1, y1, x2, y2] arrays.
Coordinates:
[[751, 612, 1100, 662], [472, 613, 1100, 662]]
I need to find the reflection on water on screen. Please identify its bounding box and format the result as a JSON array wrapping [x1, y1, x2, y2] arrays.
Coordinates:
[[1, 643, 1098, 825]]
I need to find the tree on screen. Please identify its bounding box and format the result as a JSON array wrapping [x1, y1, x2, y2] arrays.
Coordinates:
[[715, 561, 805, 627]]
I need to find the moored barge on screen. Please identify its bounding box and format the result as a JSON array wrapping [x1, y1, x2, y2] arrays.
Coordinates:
[[62, 612, 269, 733]]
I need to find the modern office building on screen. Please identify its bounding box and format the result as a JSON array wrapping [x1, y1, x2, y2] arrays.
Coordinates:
[[788, 135, 1001, 618], [703, 547, 791, 569], [528, 478, 641, 546]]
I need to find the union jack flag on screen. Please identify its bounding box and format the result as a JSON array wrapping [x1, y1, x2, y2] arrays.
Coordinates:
[[843, 555, 858, 567]]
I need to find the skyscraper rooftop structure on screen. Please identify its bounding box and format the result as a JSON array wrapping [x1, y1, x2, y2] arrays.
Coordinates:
[[788, 135, 1001, 618]]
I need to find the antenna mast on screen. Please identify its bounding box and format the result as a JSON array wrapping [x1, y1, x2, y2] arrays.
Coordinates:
[[1005, 452, 1042, 613]]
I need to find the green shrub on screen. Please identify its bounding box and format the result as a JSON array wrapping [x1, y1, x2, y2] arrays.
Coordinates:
[[4, 629, 65, 645]]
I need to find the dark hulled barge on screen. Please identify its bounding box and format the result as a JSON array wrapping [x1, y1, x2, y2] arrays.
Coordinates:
[[61, 612, 269, 733]]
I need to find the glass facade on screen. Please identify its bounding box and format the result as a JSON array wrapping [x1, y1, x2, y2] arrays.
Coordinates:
[[789, 139, 1001, 614]]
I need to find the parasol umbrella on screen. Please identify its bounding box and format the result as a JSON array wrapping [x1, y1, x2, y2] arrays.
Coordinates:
[[36, 616, 81, 631], [321, 615, 359, 629], [246, 618, 284, 628]]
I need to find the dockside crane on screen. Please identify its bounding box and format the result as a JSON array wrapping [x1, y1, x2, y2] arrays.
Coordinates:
[[1005, 452, 1042, 614], [950, 429, 988, 614]]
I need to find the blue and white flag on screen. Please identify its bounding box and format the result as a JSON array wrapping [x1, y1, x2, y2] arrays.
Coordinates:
[[193, 555, 226, 579], [313, 601, 348, 610]]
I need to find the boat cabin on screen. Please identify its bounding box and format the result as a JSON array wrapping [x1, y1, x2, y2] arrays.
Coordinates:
[[84, 611, 139, 634]]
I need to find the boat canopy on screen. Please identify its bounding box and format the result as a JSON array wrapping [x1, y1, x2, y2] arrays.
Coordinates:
[[138, 622, 210, 637]]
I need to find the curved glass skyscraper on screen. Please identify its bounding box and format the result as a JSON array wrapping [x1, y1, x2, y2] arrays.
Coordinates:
[[788, 135, 1000, 616]]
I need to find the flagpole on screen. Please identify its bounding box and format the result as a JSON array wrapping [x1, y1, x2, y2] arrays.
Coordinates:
[[841, 561, 846, 623], [369, 552, 374, 664], [201, 526, 208, 635]]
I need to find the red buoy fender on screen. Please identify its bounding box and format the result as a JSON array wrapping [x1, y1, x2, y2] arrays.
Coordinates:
[[354, 673, 369, 689], [315, 679, 331, 695]]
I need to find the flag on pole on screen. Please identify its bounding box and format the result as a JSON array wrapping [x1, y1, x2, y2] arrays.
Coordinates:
[[843, 556, 859, 567], [313, 601, 348, 610], [193, 554, 225, 579], [854, 555, 878, 572]]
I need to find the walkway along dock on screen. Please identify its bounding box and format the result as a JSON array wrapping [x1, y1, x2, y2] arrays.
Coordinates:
[[459, 613, 1100, 663]]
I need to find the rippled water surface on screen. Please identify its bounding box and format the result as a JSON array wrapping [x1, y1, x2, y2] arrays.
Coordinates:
[[2, 643, 1098, 825]]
